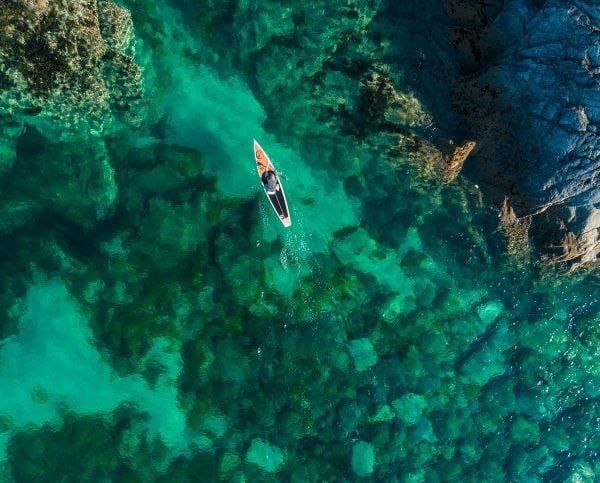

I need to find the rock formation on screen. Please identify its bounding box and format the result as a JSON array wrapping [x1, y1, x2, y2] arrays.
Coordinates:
[[360, 66, 476, 183], [360, 68, 432, 130], [443, 0, 600, 267], [0, 0, 143, 134], [412, 138, 476, 183], [499, 197, 532, 265]]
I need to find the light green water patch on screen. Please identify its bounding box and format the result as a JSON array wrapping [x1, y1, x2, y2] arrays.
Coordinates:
[[0, 280, 193, 461], [135, 1, 360, 255], [149, 59, 361, 307], [164, 64, 360, 250], [352, 441, 375, 477], [246, 438, 286, 473], [332, 227, 415, 300]]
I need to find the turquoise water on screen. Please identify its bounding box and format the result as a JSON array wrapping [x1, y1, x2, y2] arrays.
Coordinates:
[[1, 0, 599, 481]]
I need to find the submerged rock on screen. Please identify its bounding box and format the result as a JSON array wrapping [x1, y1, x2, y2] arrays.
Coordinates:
[[348, 338, 378, 371], [403, 137, 477, 183], [565, 461, 595, 483], [338, 401, 363, 434], [362, 65, 476, 183], [392, 393, 427, 425], [360, 68, 432, 130], [410, 417, 436, 443], [352, 441, 375, 477], [246, 439, 285, 473], [219, 453, 241, 478], [510, 417, 540, 445], [476, 300, 504, 325], [499, 197, 532, 265], [460, 322, 511, 386], [2, 128, 117, 226], [369, 405, 396, 424]]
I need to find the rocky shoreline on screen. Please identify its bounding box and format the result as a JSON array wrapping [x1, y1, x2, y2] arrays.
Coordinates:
[[442, 0, 600, 269]]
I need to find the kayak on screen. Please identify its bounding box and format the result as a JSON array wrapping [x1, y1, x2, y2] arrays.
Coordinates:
[[254, 140, 291, 227]]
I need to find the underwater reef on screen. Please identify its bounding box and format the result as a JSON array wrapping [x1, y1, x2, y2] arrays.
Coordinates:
[[0, 0, 143, 137], [0, 0, 599, 481]]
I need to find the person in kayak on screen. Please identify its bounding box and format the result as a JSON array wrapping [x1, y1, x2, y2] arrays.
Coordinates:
[[262, 170, 278, 194]]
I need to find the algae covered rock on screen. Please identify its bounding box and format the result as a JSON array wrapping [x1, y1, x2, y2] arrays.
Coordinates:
[[246, 439, 285, 473], [132, 196, 209, 269], [7, 410, 159, 482], [219, 452, 241, 478], [352, 441, 375, 477], [392, 393, 427, 425], [360, 68, 431, 130], [349, 338, 378, 371], [510, 417, 540, 445], [369, 405, 396, 424], [338, 401, 363, 434], [0, 0, 143, 134]]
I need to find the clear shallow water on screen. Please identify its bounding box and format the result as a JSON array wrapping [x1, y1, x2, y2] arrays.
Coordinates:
[[0, 0, 599, 481]]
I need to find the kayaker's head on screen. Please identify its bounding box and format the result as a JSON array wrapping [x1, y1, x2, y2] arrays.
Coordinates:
[[267, 171, 277, 189]]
